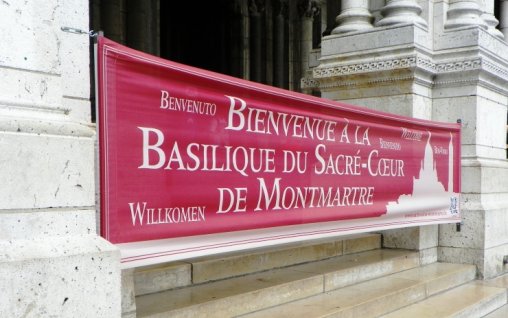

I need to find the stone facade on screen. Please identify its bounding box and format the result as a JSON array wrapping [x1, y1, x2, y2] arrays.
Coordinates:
[[311, 0, 508, 279], [1, 0, 508, 317]]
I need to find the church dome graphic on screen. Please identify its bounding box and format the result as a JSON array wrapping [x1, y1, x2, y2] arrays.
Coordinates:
[[385, 132, 457, 215]]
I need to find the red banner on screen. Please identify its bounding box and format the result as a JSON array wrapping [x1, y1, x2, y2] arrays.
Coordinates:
[[97, 37, 460, 265]]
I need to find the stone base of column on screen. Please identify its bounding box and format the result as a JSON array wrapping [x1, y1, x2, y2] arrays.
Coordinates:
[[0, 234, 120, 316], [0, 111, 122, 316], [316, 23, 433, 118]]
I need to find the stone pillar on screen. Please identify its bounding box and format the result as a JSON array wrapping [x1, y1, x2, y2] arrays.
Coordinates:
[[265, 2, 274, 86], [273, 0, 288, 88], [435, 0, 508, 279], [298, 0, 320, 88], [375, 0, 428, 28], [315, 0, 508, 280], [241, 0, 251, 80], [126, 0, 159, 55], [126, 0, 148, 52], [332, 0, 373, 34], [480, 0, 504, 39], [0, 1, 120, 317], [91, 0, 102, 31], [315, 0, 439, 265], [249, 0, 265, 83], [444, 0, 487, 30], [101, 0, 127, 44], [499, 0, 508, 39]]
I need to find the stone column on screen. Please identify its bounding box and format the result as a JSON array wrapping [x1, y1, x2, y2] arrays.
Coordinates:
[[480, 0, 504, 39], [265, 2, 274, 86], [273, 0, 288, 88], [126, 0, 150, 53], [332, 0, 373, 34], [241, 0, 251, 80], [249, 0, 265, 82], [444, 0, 487, 30], [298, 0, 320, 81], [500, 0, 508, 39], [375, 0, 428, 28], [101, 0, 127, 44], [435, 0, 508, 279]]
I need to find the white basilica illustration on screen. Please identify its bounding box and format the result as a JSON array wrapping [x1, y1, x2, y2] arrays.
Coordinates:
[[385, 132, 458, 215]]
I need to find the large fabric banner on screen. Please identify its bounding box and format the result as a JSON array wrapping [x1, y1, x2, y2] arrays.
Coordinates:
[[97, 37, 461, 267]]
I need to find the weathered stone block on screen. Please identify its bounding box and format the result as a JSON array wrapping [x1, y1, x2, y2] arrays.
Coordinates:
[[439, 209, 485, 249], [63, 97, 92, 123], [0, 68, 62, 109], [0, 0, 61, 73], [0, 235, 120, 317], [0, 131, 95, 209], [0, 209, 96, 240]]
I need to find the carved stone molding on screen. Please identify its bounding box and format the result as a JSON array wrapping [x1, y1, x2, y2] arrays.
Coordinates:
[[434, 58, 481, 73], [313, 56, 418, 78], [300, 76, 320, 89], [313, 54, 508, 94], [482, 59, 508, 81], [318, 75, 417, 89], [312, 55, 502, 79]]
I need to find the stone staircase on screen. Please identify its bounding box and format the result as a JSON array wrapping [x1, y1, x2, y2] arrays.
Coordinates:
[[123, 233, 508, 318]]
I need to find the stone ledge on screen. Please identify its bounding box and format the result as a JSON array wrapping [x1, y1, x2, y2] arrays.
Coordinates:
[[0, 208, 97, 240], [0, 102, 95, 138], [0, 234, 118, 262]]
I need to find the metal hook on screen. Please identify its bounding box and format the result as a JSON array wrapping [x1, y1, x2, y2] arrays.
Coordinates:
[[61, 26, 98, 38]]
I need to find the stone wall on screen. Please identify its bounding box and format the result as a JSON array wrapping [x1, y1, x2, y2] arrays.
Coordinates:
[[0, 0, 120, 316]]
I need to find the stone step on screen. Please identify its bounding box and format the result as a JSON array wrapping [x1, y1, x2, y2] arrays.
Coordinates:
[[483, 304, 508, 318], [133, 233, 381, 295], [133, 261, 191, 297], [381, 283, 507, 318], [136, 248, 418, 318], [241, 263, 476, 318], [479, 273, 508, 318], [191, 233, 381, 284], [288, 248, 419, 291]]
